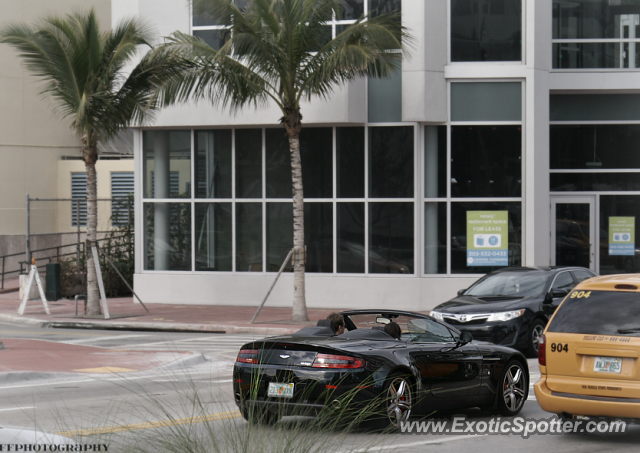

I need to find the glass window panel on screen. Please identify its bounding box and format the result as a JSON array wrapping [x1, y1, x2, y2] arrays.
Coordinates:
[[308, 26, 333, 52], [266, 203, 293, 272], [338, 202, 365, 273], [266, 203, 333, 273], [451, 83, 522, 122], [368, 65, 402, 123], [193, 29, 230, 50], [195, 129, 232, 198], [266, 128, 291, 198], [553, 42, 640, 69], [425, 202, 447, 274], [551, 173, 640, 192], [236, 202, 263, 272], [550, 95, 640, 121], [451, 126, 522, 198], [599, 195, 640, 274], [305, 203, 333, 273], [236, 129, 262, 198], [193, 0, 246, 26], [553, 0, 640, 39], [301, 128, 333, 198], [451, 0, 522, 62], [143, 130, 191, 199], [424, 126, 447, 198], [144, 203, 192, 271], [339, 0, 364, 20], [369, 126, 414, 198], [195, 203, 232, 271], [369, 202, 414, 274], [337, 127, 365, 198], [551, 125, 640, 170], [451, 202, 522, 274], [370, 0, 402, 17]]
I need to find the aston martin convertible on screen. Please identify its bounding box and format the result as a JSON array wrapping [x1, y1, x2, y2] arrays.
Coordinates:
[[233, 310, 529, 430]]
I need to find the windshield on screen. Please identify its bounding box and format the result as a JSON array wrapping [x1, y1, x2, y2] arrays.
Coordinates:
[[465, 272, 548, 297], [548, 290, 640, 336], [345, 314, 456, 342]]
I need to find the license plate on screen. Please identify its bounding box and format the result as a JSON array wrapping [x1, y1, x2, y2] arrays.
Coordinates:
[[267, 382, 294, 398], [594, 356, 622, 374]]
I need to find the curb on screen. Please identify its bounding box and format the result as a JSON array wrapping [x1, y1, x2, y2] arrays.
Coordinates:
[[0, 371, 63, 384], [0, 314, 301, 336], [0, 314, 46, 328]]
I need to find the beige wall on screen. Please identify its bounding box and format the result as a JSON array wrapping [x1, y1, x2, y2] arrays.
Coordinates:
[[57, 159, 134, 233], [0, 0, 112, 235]]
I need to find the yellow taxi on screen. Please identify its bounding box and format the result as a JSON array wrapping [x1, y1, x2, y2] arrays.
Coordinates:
[[535, 274, 640, 420]]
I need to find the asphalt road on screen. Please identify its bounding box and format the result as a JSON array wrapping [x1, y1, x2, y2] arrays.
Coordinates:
[[0, 322, 637, 453]]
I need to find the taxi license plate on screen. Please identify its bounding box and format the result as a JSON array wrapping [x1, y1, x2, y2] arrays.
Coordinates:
[[267, 382, 294, 398], [594, 356, 622, 374]]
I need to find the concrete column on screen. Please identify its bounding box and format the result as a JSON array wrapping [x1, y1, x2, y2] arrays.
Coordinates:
[[425, 126, 439, 273], [153, 131, 171, 271], [523, 0, 552, 267]]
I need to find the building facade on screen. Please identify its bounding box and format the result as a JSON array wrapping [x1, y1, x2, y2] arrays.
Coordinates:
[[125, 0, 640, 311]]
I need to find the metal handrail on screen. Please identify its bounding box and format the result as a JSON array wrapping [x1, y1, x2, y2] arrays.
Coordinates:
[[0, 234, 130, 290]]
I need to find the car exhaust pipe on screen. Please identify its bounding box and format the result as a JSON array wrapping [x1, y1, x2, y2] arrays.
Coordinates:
[[331, 399, 342, 410], [235, 393, 242, 404]]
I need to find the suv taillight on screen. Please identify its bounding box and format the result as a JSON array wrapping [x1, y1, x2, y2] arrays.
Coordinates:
[[312, 354, 366, 369], [237, 349, 259, 363], [538, 334, 546, 366]]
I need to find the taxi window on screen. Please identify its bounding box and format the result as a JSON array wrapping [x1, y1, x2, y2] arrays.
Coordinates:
[[547, 290, 640, 336]]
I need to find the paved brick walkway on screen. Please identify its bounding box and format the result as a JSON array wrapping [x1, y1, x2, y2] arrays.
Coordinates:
[[0, 339, 192, 374]]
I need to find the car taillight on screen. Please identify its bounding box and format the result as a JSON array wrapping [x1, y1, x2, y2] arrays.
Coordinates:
[[538, 334, 546, 367], [237, 349, 259, 363], [312, 354, 365, 369]]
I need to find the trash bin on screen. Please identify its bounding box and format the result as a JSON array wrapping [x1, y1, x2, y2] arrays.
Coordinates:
[[45, 263, 61, 301]]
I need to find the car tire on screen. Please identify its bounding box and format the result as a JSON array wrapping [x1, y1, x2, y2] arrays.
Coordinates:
[[497, 360, 528, 416], [526, 319, 546, 358], [240, 404, 281, 425], [370, 373, 414, 432]]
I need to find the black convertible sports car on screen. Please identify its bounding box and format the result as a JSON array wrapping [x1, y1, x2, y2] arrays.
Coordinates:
[[233, 310, 529, 430]]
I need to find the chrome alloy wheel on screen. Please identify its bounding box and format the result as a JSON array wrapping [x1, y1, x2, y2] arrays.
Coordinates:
[[502, 364, 526, 412], [531, 324, 544, 353], [386, 376, 412, 428]]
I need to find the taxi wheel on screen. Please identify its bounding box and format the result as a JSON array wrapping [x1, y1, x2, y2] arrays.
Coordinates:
[[526, 319, 546, 358], [497, 360, 528, 416]]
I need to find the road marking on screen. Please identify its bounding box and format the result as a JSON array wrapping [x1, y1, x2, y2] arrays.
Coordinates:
[[0, 406, 35, 412], [64, 334, 147, 344], [57, 410, 242, 436], [346, 435, 486, 452]]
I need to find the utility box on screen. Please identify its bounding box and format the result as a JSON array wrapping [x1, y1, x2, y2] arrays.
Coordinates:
[[45, 263, 61, 301]]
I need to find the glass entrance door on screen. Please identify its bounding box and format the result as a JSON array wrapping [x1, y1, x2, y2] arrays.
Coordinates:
[[551, 196, 596, 271]]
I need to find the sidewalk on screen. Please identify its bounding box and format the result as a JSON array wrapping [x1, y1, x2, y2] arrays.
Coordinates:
[[0, 289, 358, 335]]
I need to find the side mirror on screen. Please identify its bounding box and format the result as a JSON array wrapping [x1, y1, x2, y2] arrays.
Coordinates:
[[545, 289, 568, 303], [457, 289, 467, 296], [459, 332, 473, 345]]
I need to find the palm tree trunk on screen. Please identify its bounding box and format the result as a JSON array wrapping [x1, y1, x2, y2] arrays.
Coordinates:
[[84, 151, 101, 315], [289, 135, 308, 322]]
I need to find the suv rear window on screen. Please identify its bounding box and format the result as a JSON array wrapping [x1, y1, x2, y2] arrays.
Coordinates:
[[547, 290, 640, 336]]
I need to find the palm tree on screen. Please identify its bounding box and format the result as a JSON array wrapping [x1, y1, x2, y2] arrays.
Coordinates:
[[149, 0, 411, 321], [0, 9, 166, 315]]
